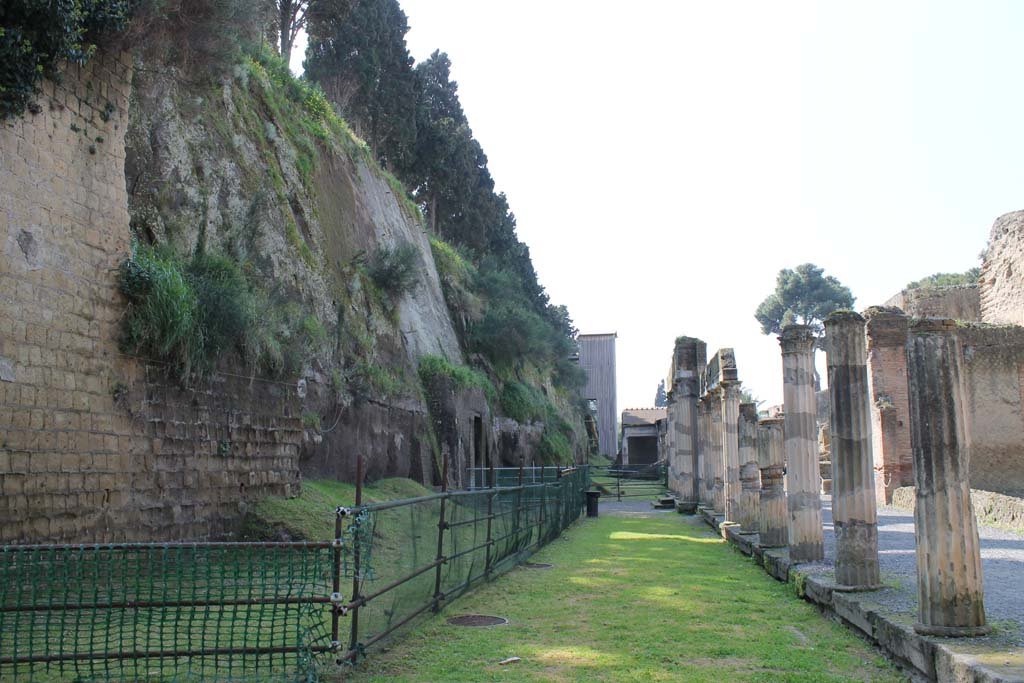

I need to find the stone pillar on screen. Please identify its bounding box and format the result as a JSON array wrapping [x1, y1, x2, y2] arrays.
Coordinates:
[[780, 325, 824, 563], [825, 312, 881, 590], [721, 381, 741, 522], [757, 416, 787, 547], [709, 389, 725, 515], [671, 337, 704, 511], [906, 319, 989, 636], [665, 392, 678, 493], [698, 398, 711, 506], [864, 307, 913, 504], [738, 403, 760, 533]]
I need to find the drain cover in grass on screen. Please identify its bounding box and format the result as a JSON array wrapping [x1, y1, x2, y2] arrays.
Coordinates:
[[446, 614, 508, 627], [521, 562, 553, 569]]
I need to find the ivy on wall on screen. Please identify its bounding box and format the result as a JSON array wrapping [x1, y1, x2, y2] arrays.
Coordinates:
[[0, 0, 132, 120]]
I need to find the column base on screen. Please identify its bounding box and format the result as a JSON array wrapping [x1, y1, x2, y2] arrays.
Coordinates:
[[914, 623, 992, 637], [832, 583, 884, 593], [675, 500, 698, 514]]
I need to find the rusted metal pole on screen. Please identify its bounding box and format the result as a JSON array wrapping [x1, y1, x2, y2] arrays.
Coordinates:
[[432, 449, 450, 613], [348, 454, 364, 652]]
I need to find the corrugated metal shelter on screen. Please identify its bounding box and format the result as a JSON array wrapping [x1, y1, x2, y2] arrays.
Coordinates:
[[578, 333, 617, 457]]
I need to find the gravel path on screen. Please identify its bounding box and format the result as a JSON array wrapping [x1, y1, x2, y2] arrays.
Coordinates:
[[820, 497, 1024, 641]]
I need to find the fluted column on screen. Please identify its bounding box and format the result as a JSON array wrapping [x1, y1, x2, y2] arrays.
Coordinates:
[[907, 319, 989, 636], [709, 389, 725, 515], [780, 324, 824, 563], [696, 398, 709, 506], [721, 381, 741, 522], [738, 403, 760, 533], [825, 311, 881, 590], [672, 337, 704, 511], [757, 416, 787, 547]]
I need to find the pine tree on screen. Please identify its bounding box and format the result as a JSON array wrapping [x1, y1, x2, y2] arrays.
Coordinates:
[[654, 380, 667, 407]]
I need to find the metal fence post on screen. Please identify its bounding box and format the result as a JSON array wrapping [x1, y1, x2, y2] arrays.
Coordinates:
[[348, 455, 364, 655], [484, 462, 495, 580], [331, 508, 344, 658], [539, 465, 546, 545], [432, 450, 449, 613]]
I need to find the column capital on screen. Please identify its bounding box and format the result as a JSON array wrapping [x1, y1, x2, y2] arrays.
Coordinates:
[[779, 324, 817, 354]]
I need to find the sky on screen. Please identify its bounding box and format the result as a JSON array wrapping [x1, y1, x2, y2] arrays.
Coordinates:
[[292, 1, 1024, 412]]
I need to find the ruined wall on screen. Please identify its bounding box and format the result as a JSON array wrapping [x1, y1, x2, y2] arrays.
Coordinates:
[[980, 210, 1024, 325], [959, 325, 1024, 497], [885, 285, 981, 321], [0, 54, 301, 543]]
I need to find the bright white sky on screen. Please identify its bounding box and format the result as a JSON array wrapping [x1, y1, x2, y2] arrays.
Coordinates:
[[293, 1, 1024, 412]]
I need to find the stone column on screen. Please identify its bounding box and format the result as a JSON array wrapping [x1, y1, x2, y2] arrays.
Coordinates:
[[721, 381, 741, 522], [671, 337, 704, 511], [738, 403, 760, 533], [757, 416, 787, 547], [906, 319, 989, 636], [709, 389, 725, 515], [697, 398, 711, 507], [780, 325, 824, 563], [825, 312, 881, 590]]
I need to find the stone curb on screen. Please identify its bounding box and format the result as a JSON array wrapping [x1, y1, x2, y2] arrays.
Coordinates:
[[701, 514, 1024, 682]]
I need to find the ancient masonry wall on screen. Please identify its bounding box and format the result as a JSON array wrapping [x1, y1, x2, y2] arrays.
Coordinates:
[[959, 325, 1024, 496], [0, 53, 301, 543], [981, 210, 1024, 325], [884, 285, 981, 321]]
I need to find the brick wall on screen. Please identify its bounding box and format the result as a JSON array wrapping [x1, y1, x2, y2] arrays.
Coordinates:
[[0, 52, 301, 542], [863, 308, 914, 504]]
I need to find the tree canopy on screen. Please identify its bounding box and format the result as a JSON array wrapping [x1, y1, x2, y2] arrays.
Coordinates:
[[754, 263, 854, 336], [654, 380, 667, 407]]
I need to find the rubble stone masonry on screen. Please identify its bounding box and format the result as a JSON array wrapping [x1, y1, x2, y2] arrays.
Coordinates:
[[0, 53, 301, 542]]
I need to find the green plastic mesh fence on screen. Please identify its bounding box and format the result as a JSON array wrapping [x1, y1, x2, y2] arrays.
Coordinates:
[[589, 462, 667, 500], [0, 468, 587, 681]]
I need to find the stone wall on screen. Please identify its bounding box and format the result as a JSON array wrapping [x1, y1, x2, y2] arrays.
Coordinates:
[[884, 285, 981, 321], [980, 210, 1024, 325], [0, 53, 301, 542], [959, 324, 1024, 496]]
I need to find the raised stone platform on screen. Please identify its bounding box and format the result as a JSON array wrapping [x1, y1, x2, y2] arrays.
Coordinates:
[[696, 497, 1024, 682]]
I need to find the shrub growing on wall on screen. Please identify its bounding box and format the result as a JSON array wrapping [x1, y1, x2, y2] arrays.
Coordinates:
[[118, 243, 325, 383], [0, 0, 132, 120]]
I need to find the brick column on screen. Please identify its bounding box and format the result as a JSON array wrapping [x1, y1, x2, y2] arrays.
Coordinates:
[[825, 312, 881, 590], [864, 307, 912, 504], [721, 381, 741, 522], [780, 325, 824, 563], [738, 403, 760, 533], [757, 416, 787, 547], [907, 319, 989, 636]]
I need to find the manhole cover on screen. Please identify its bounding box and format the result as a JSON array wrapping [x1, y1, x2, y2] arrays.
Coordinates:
[[522, 562, 553, 569], [446, 614, 508, 627]]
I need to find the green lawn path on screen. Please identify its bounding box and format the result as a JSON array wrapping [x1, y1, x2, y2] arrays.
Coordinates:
[[343, 511, 905, 682]]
